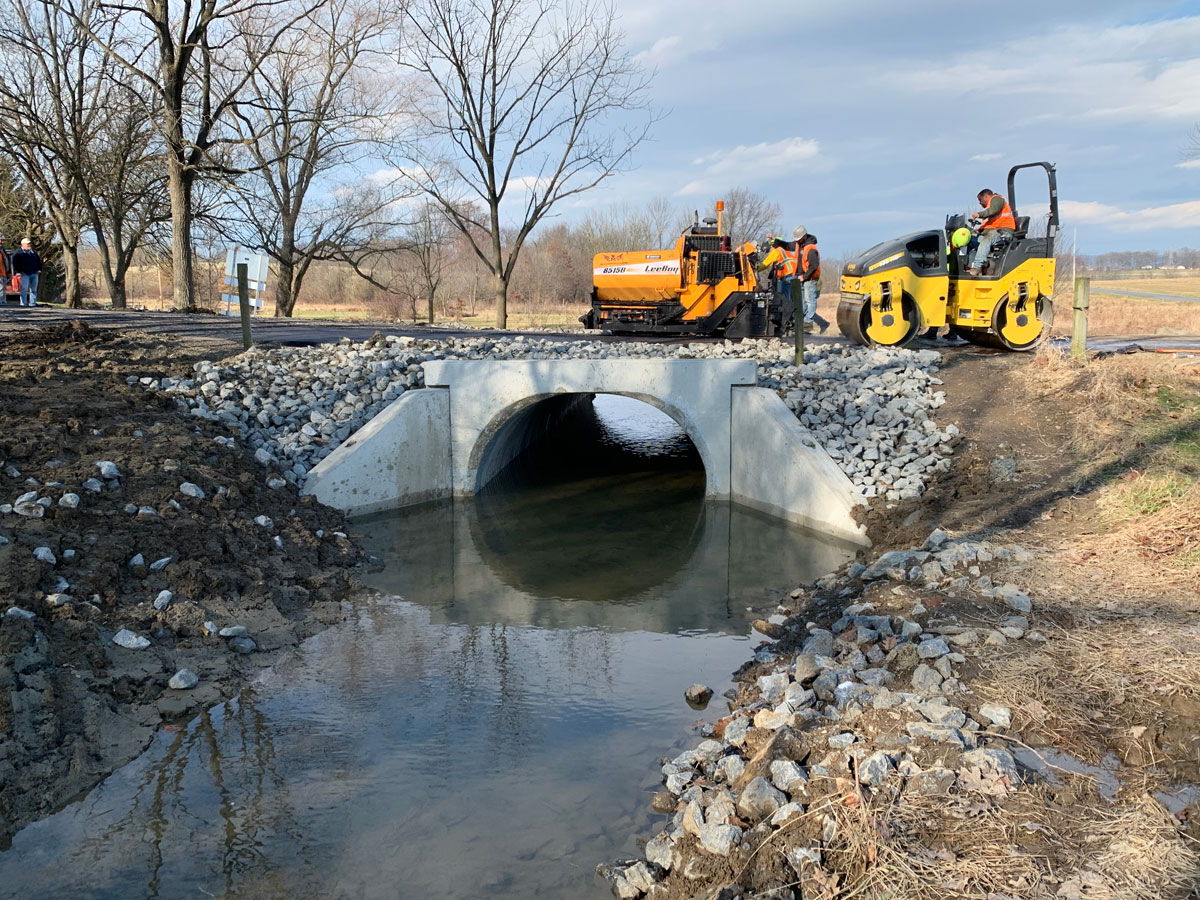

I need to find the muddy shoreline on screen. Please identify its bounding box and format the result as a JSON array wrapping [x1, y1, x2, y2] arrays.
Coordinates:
[[0, 324, 365, 844]]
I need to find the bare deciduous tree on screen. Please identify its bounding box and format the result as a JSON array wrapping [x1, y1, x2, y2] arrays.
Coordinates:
[[0, 0, 172, 309], [395, 0, 655, 328], [399, 200, 454, 323], [222, 0, 408, 317], [645, 195, 683, 248], [718, 186, 781, 248], [82, 83, 171, 308], [64, 0, 327, 310]]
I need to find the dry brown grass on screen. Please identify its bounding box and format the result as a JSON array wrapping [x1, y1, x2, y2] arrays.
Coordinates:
[[795, 784, 1200, 900], [1021, 347, 1200, 583], [977, 615, 1200, 749], [1094, 479, 1200, 577], [1019, 347, 1171, 455], [1048, 293, 1200, 337]]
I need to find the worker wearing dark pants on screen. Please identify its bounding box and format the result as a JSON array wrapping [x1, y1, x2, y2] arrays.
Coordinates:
[[756, 235, 800, 331], [794, 226, 829, 334], [967, 189, 1016, 275]]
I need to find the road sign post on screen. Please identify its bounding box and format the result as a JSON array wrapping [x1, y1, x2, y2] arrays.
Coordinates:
[[237, 264, 253, 350]]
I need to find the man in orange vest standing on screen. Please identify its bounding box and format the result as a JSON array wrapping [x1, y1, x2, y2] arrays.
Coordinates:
[[793, 225, 828, 334], [967, 188, 1016, 275]]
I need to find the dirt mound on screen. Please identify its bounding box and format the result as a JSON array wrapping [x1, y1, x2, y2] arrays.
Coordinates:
[[0, 323, 365, 845]]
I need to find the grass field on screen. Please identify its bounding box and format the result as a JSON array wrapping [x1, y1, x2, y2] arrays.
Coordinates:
[[1091, 275, 1200, 297], [1049, 292, 1200, 337]]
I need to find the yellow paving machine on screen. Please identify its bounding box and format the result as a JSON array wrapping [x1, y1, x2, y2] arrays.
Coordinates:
[[582, 203, 791, 337], [838, 162, 1059, 350]]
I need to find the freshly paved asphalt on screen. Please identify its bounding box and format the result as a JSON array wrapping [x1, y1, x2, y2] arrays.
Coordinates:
[[1, 304, 1198, 354]]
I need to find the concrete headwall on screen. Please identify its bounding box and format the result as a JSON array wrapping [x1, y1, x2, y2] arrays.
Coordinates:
[[303, 388, 451, 516], [730, 386, 868, 545], [423, 358, 758, 498]]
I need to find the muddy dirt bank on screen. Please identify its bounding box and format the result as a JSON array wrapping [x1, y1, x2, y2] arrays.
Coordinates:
[[0, 323, 365, 845]]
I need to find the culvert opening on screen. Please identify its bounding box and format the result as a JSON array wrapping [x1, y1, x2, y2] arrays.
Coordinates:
[[472, 394, 707, 597], [474, 393, 704, 494]]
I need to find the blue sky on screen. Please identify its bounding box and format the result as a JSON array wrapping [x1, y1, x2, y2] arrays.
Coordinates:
[[565, 0, 1200, 257]]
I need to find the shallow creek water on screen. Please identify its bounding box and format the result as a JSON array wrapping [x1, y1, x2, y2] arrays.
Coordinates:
[[0, 396, 857, 899]]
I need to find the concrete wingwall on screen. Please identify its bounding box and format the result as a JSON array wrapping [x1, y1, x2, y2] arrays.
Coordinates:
[[730, 387, 869, 545], [303, 388, 452, 516]]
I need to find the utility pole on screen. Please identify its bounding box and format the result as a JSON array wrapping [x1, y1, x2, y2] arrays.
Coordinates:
[[1071, 227, 1077, 285]]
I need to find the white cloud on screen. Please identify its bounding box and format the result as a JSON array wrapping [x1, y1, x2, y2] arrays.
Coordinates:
[[634, 35, 691, 68], [508, 175, 551, 194], [896, 17, 1200, 125], [1061, 199, 1200, 230], [969, 153, 1003, 162], [677, 136, 824, 196], [1178, 159, 1200, 169]]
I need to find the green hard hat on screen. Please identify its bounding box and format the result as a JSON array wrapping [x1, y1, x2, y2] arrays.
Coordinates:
[[951, 227, 971, 248]]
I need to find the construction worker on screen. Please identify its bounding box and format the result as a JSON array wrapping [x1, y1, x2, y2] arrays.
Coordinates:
[[755, 233, 800, 329], [967, 188, 1016, 275], [922, 228, 973, 340], [793, 226, 828, 334], [950, 226, 971, 251]]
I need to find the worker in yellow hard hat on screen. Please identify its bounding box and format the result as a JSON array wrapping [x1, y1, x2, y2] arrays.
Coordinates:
[[923, 227, 973, 340]]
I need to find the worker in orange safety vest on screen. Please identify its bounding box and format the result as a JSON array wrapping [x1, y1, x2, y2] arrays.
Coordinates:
[[756, 234, 798, 282], [755, 234, 800, 330], [793, 225, 829, 334], [967, 188, 1016, 275]]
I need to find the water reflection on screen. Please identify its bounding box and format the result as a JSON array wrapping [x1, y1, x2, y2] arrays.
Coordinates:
[[356, 493, 855, 633], [0, 395, 857, 900]]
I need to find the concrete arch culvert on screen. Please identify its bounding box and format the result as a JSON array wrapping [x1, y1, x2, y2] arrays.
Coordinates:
[[303, 358, 869, 546]]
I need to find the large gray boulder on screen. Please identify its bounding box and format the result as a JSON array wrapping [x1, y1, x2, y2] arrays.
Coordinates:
[[736, 776, 786, 821]]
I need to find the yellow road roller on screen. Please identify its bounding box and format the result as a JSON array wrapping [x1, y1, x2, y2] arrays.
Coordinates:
[[838, 162, 1059, 351]]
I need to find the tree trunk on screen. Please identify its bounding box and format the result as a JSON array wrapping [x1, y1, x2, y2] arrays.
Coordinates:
[[89, 224, 127, 309], [273, 221, 299, 317], [274, 256, 296, 317], [103, 264, 126, 309], [490, 206, 506, 328], [61, 243, 81, 309], [427, 286, 435, 324], [109, 273, 127, 310], [494, 272, 507, 329], [165, 154, 196, 311]]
